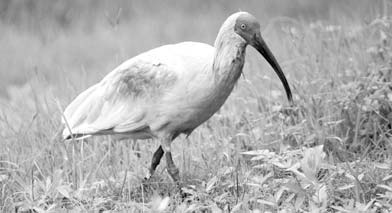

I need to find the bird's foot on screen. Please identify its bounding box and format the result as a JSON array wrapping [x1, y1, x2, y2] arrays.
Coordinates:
[[143, 168, 155, 181], [143, 173, 152, 181]]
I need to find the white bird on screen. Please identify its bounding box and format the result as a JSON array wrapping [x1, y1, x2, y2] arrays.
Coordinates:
[[62, 12, 292, 187]]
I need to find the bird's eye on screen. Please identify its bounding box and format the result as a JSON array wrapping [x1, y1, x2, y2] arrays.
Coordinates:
[[240, 24, 246, 30]]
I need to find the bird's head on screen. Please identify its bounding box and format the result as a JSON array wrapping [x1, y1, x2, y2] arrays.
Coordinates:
[[231, 12, 293, 103]]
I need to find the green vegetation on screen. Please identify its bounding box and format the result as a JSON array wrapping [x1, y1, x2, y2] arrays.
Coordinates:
[[1, 1, 392, 212]]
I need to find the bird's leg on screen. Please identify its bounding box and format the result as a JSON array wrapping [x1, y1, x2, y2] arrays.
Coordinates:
[[165, 152, 180, 182], [144, 145, 164, 180], [161, 137, 181, 186]]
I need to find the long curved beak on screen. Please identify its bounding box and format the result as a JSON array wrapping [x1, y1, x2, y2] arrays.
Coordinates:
[[251, 32, 293, 103]]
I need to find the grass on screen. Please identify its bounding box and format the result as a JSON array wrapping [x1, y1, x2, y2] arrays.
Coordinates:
[[1, 1, 392, 212]]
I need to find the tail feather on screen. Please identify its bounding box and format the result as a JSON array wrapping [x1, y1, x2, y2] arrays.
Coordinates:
[[62, 83, 102, 139], [61, 80, 148, 140], [64, 134, 92, 141]]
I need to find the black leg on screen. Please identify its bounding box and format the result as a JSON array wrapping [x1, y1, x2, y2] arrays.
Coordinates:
[[144, 146, 164, 180]]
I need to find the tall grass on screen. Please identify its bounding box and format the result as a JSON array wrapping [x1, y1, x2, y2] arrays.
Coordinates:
[[1, 0, 392, 212]]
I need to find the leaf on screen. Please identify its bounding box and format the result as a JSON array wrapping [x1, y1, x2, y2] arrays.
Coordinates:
[[382, 175, 392, 181], [375, 163, 390, 170], [316, 184, 328, 206], [57, 185, 72, 198], [338, 184, 355, 191], [242, 150, 275, 160], [301, 145, 325, 181], [256, 199, 276, 207], [364, 199, 376, 211], [272, 160, 293, 169], [231, 202, 243, 212], [241, 150, 267, 155], [377, 184, 392, 192], [358, 173, 364, 181], [157, 197, 170, 211], [275, 187, 286, 202], [185, 204, 198, 211], [345, 173, 355, 180], [251, 155, 269, 161], [206, 176, 218, 193], [150, 195, 170, 212], [0, 175, 8, 182]]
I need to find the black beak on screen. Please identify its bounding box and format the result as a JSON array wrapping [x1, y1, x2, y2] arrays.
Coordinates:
[[251, 33, 293, 103]]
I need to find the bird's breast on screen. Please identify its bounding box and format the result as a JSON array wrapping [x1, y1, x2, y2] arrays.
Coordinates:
[[154, 60, 244, 135]]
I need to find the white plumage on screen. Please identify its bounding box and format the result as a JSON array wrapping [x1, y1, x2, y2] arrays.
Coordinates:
[[63, 42, 214, 139], [61, 12, 292, 186]]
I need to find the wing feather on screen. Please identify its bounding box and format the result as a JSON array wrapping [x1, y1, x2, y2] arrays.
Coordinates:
[[62, 54, 178, 139]]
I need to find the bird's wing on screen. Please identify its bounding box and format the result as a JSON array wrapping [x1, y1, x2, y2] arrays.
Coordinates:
[[62, 49, 180, 139]]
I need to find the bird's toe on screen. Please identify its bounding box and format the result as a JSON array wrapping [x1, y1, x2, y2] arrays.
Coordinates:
[[143, 172, 152, 181]]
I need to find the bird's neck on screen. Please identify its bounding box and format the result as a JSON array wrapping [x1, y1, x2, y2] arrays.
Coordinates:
[[212, 31, 247, 89]]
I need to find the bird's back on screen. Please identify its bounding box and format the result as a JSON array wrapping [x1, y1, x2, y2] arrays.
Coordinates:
[[62, 42, 214, 140]]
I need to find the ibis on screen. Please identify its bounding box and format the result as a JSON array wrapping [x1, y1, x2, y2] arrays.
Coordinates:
[[62, 12, 292, 187]]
